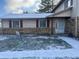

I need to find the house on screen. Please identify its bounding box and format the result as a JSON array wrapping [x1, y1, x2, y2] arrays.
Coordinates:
[[52, 0, 60, 9], [0, 13, 53, 34], [0, 0, 79, 36], [48, 0, 79, 37]]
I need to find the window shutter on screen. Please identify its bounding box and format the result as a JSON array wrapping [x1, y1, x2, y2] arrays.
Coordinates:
[[71, 0, 73, 5], [20, 20, 23, 28], [36, 20, 38, 28], [9, 20, 12, 28], [47, 20, 50, 28]]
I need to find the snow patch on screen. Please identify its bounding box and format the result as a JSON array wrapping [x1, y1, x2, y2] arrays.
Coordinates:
[[26, 36, 50, 39], [0, 36, 8, 40]]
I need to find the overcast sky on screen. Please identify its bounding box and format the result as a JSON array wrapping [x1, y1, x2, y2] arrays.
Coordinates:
[[0, 0, 60, 16], [0, 0, 41, 16]]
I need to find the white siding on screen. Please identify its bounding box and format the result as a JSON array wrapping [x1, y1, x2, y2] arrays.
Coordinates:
[[72, 0, 79, 17], [55, 3, 65, 13], [77, 0, 79, 16], [53, 0, 60, 5], [2, 20, 9, 28], [54, 10, 71, 17], [23, 20, 36, 28]]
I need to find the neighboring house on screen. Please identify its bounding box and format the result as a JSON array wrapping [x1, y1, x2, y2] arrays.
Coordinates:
[[0, 13, 53, 34], [48, 0, 79, 37]]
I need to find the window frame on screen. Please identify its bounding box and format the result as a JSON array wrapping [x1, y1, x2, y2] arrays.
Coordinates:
[[64, 0, 73, 8], [39, 19, 47, 28], [12, 20, 20, 29]]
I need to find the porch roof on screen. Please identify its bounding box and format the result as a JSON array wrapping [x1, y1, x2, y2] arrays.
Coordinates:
[[0, 13, 53, 19]]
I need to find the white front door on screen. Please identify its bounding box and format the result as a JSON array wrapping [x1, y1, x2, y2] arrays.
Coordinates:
[[55, 20, 65, 34]]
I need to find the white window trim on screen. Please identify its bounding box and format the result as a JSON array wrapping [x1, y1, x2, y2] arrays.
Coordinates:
[[11, 20, 20, 29], [68, 0, 71, 7], [38, 20, 47, 28]]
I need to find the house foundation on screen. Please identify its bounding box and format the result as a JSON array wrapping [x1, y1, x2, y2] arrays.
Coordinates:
[[0, 28, 51, 35]]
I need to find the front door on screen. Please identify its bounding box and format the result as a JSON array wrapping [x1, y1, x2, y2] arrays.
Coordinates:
[[55, 20, 65, 34]]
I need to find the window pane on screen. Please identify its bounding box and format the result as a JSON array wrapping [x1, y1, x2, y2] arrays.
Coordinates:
[[64, 0, 72, 8], [71, 0, 73, 5], [64, 0, 68, 8], [40, 20, 47, 28], [13, 21, 19, 28]]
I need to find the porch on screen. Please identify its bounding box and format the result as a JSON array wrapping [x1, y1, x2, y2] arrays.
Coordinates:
[[48, 17, 71, 35]]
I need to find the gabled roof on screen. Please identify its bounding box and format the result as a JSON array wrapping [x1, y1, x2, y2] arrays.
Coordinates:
[[0, 13, 53, 19], [52, 0, 65, 12]]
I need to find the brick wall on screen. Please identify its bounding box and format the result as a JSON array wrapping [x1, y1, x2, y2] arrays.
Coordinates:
[[0, 28, 51, 35], [65, 19, 75, 36]]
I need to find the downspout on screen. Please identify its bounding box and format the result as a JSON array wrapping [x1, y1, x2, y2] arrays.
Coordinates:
[[75, 0, 78, 37], [75, 17, 78, 37]]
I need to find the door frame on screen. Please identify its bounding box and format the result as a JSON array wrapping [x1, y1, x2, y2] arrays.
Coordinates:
[[54, 19, 65, 34]]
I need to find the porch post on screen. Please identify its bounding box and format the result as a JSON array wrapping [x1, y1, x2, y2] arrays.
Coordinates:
[[75, 17, 78, 37], [50, 18, 53, 34]]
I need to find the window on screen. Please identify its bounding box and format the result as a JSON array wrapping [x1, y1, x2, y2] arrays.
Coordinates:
[[64, 0, 73, 8], [39, 20, 47, 28], [71, 0, 73, 6], [9, 20, 23, 28], [12, 20, 20, 28]]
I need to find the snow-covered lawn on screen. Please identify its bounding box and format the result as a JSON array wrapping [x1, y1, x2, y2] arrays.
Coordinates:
[[0, 35, 8, 40], [0, 35, 79, 59]]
